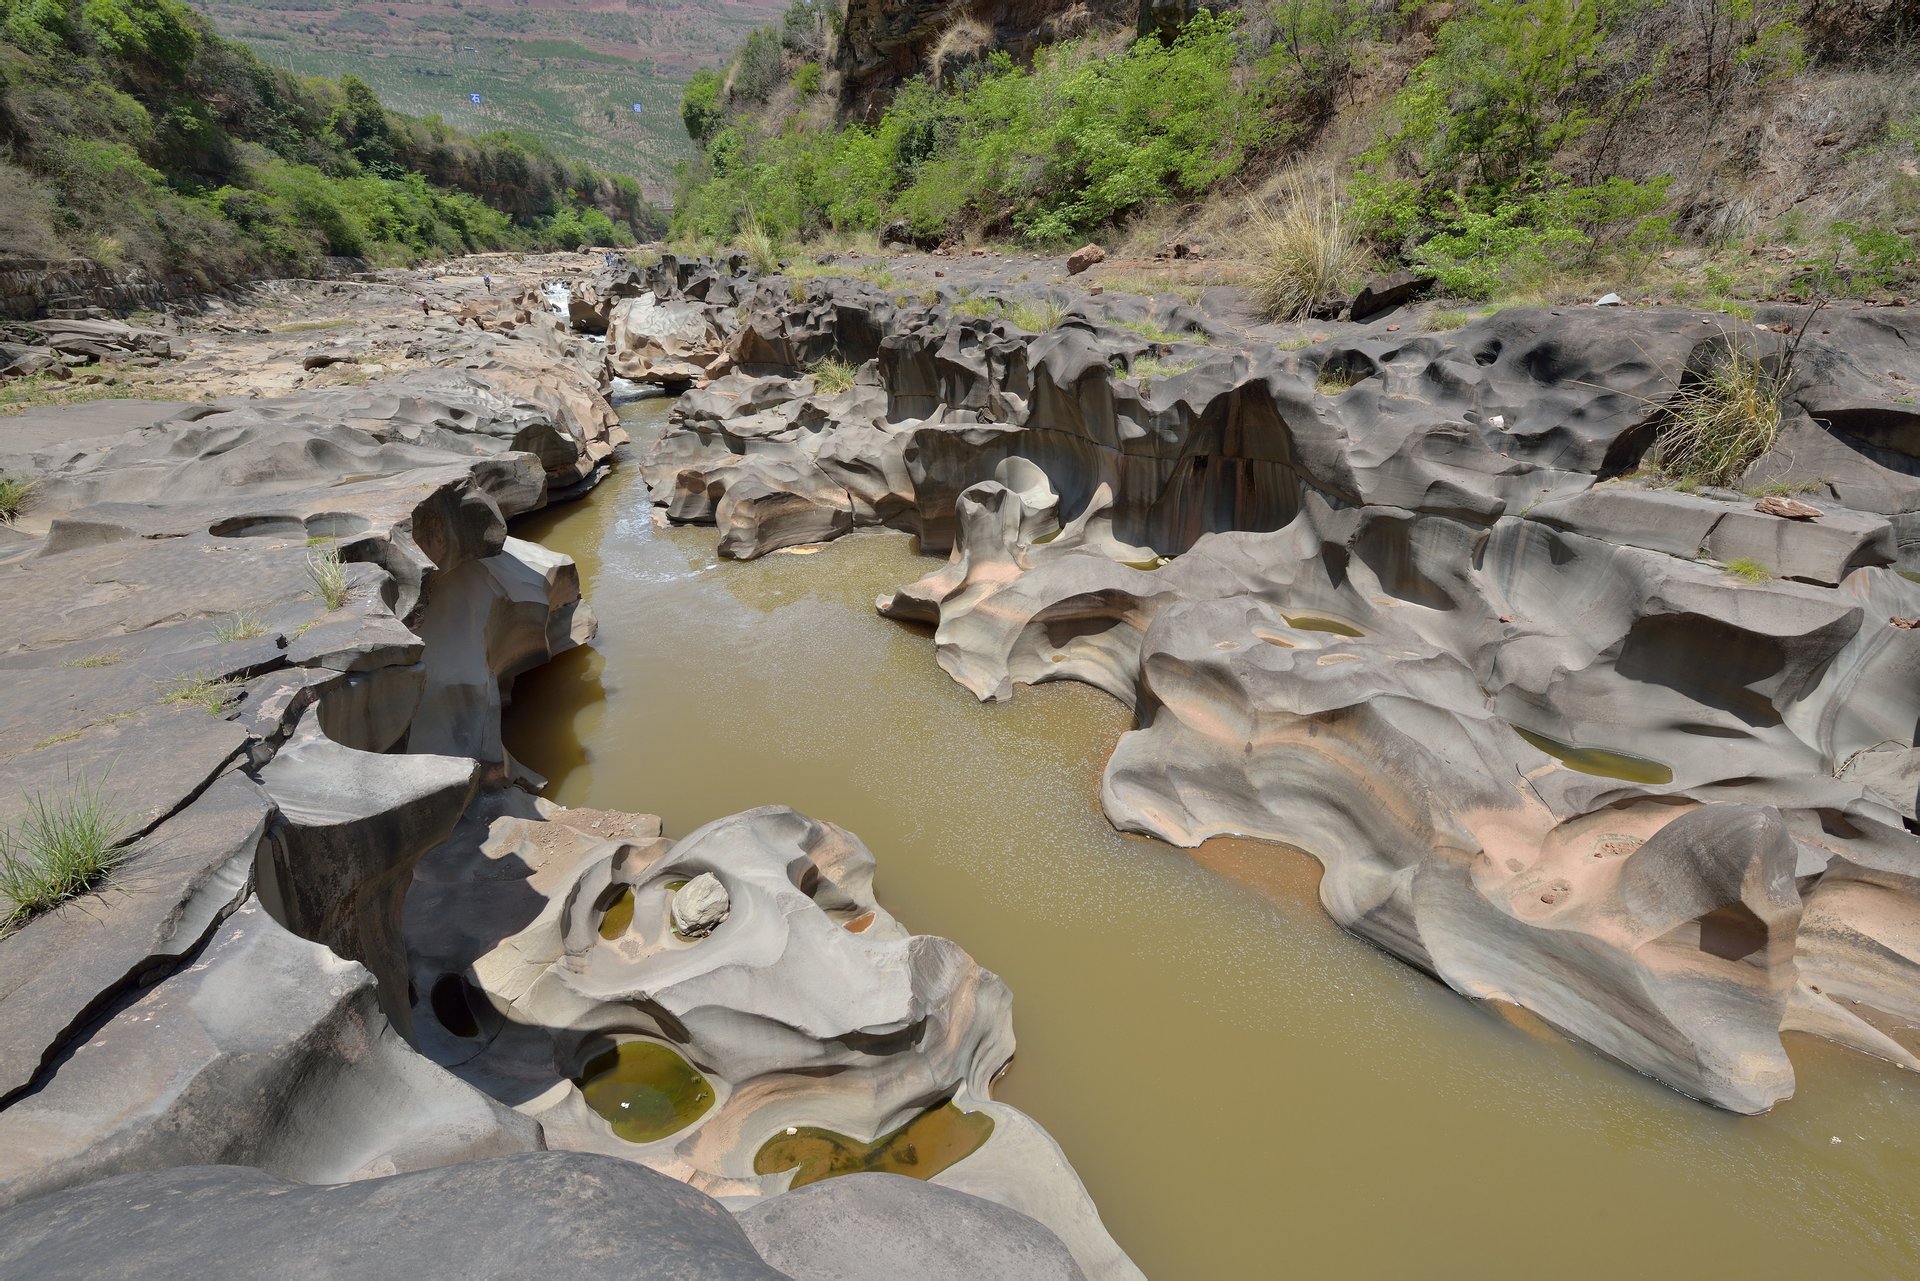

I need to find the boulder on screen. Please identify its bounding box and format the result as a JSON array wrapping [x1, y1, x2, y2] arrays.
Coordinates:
[[671, 871, 731, 937], [0, 1154, 784, 1281], [1065, 245, 1105, 275], [735, 1172, 1085, 1281], [1348, 269, 1432, 321], [0, 902, 541, 1208]]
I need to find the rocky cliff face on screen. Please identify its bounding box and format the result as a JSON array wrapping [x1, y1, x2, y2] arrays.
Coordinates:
[[620, 253, 1920, 1115], [833, 0, 1138, 118]]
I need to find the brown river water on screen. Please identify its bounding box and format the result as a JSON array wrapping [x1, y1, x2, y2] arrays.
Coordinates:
[[503, 399, 1919, 1281]]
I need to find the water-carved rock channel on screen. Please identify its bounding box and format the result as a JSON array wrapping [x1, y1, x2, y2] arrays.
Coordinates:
[[506, 399, 1918, 1280], [2, 257, 1917, 1279]]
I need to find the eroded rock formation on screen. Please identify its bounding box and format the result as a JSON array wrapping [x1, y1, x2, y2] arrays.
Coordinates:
[[404, 795, 1137, 1278], [0, 264, 1135, 1279], [631, 255, 1920, 1114]]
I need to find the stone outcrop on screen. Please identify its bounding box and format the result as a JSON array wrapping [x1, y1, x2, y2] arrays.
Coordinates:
[[0, 318, 616, 1187], [0, 256, 170, 322], [404, 795, 1138, 1279], [630, 256, 1920, 1114], [0, 262, 1135, 1281], [0, 1153, 788, 1281]]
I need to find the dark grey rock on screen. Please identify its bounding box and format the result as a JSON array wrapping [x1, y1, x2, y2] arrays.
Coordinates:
[[1347, 269, 1432, 321], [0, 1153, 786, 1280]]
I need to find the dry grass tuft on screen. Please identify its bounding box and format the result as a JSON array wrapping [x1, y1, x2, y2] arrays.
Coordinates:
[[932, 17, 991, 80], [739, 224, 782, 276], [1247, 174, 1366, 323], [1007, 298, 1068, 332], [0, 475, 33, 524], [306, 548, 350, 611], [1651, 341, 1784, 487]]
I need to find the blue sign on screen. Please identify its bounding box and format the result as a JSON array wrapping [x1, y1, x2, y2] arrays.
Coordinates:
[[632, 102, 644, 113], [468, 92, 482, 105]]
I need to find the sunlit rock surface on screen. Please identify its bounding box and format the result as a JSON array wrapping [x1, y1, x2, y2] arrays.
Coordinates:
[[405, 796, 1138, 1279], [637, 256, 1920, 1113]]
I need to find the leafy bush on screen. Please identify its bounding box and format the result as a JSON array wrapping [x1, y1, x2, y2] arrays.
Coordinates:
[[733, 28, 785, 103], [671, 12, 1271, 245], [1256, 0, 1384, 123], [681, 69, 725, 143]]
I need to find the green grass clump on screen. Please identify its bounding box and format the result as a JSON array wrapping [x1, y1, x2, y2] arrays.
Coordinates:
[[1127, 357, 1200, 382], [1427, 309, 1472, 331], [953, 296, 1002, 320], [1725, 557, 1773, 583], [739, 224, 781, 275], [306, 549, 350, 611], [810, 357, 858, 395], [1007, 299, 1068, 333], [1119, 318, 1207, 345], [1315, 363, 1367, 395], [212, 611, 267, 642], [1651, 344, 1784, 487], [0, 474, 35, 523], [160, 674, 241, 715], [0, 776, 126, 931], [60, 652, 121, 669]]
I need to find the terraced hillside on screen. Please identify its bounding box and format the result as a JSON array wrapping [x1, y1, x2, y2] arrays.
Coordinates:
[[192, 0, 786, 194]]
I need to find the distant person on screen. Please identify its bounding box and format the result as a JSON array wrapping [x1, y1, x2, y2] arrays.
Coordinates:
[[482, 271, 493, 292], [415, 293, 430, 317]]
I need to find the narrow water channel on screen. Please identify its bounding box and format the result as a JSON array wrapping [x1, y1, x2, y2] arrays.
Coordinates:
[[504, 399, 1919, 1280]]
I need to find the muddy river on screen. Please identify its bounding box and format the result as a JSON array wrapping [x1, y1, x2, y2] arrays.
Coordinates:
[[503, 398, 1919, 1280]]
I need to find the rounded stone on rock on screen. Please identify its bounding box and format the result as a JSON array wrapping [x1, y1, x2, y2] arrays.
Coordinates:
[[672, 872, 731, 938]]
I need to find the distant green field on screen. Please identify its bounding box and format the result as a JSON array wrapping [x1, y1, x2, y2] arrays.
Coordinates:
[[231, 35, 682, 185]]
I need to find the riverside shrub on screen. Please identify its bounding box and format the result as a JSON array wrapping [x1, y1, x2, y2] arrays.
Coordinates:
[[671, 12, 1271, 245]]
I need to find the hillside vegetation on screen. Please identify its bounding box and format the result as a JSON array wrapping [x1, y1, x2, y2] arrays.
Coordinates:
[[672, 0, 1920, 311], [0, 0, 661, 293], [192, 0, 786, 191]]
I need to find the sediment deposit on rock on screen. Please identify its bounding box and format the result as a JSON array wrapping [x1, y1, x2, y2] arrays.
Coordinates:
[[626, 254, 1920, 1114]]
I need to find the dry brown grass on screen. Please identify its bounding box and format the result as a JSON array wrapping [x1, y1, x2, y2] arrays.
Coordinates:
[[1246, 173, 1368, 322], [1651, 340, 1785, 486], [932, 17, 991, 80]]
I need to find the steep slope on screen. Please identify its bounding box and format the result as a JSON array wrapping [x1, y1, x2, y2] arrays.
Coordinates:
[[0, 0, 657, 313], [671, 0, 1919, 311], [191, 0, 788, 195]]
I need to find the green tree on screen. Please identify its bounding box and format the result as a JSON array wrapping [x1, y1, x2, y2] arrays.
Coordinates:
[[681, 68, 723, 143]]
